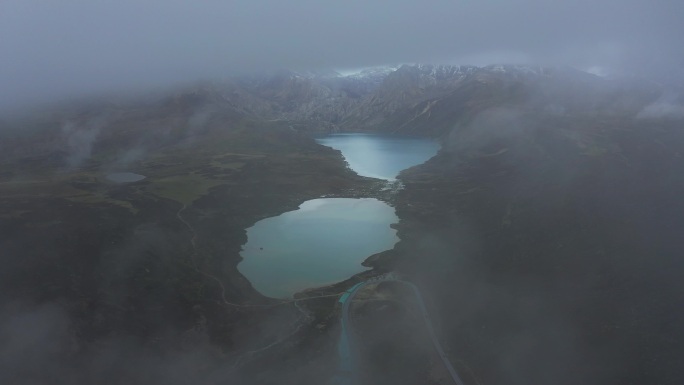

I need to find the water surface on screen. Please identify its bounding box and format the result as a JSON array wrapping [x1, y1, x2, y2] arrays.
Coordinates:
[[316, 133, 439, 180], [238, 133, 438, 298], [238, 198, 398, 298]]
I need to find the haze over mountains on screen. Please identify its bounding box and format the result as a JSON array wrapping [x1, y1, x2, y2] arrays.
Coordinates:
[[3, 2, 684, 384], [1, 60, 684, 384], [3, 0, 684, 112], [5, 63, 678, 144]]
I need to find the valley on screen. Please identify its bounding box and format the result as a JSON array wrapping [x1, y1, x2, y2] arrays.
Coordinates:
[[1, 64, 683, 384]]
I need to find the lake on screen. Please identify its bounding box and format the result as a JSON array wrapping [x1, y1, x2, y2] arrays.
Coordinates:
[[238, 198, 398, 298], [237, 133, 439, 298], [315, 133, 440, 180]]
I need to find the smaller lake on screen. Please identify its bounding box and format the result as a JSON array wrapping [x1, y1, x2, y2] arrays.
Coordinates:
[[106, 172, 146, 183], [316, 133, 440, 180], [238, 198, 398, 298]]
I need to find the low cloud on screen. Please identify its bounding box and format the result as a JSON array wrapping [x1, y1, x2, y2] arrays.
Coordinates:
[[636, 92, 684, 119], [61, 118, 105, 168], [1, 0, 683, 112]]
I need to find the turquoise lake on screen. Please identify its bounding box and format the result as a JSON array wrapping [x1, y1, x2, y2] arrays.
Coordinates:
[[315, 133, 440, 180], [238, 198, 398, 298], [237, 133, 440, 298]]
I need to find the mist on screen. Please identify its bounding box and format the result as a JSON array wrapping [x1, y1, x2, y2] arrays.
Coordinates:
[[61, 118, 104, 168], [637, 92, 684, 119], [2, 0, 684, 112], [2, 1, 684, 384]]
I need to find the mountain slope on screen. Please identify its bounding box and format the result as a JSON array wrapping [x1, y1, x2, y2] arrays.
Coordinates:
[[392, 104, 684, 384]]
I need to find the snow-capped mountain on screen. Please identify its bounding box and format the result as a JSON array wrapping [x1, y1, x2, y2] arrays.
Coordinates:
[[131, 64, 666, 136]]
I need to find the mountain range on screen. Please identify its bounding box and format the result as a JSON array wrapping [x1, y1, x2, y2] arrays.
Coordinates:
[[1, 63, 684, 385]]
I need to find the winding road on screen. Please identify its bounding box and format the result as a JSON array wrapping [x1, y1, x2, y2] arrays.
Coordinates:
[[336, 274, 465, 385]]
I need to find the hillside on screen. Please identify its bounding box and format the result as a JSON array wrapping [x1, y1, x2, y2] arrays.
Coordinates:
[[0, 91, 383, 384], [392, 106, 684, 384]]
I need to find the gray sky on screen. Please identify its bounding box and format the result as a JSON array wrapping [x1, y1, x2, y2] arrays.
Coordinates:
[[1, 0, 683, 111]]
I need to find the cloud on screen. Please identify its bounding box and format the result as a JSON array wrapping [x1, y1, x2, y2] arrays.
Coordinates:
[[0, 301, 243, 385], [61, 117, 105, 168], [1, 0, 683, 111], [637, 92, 684, 119], [0, 302, 75, 383]]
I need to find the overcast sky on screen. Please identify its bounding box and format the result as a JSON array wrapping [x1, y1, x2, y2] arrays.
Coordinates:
[[1, 0, 683, 111]]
